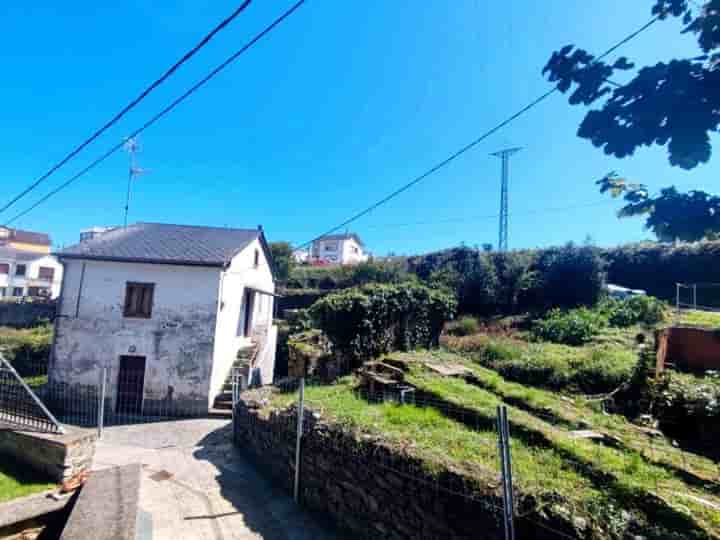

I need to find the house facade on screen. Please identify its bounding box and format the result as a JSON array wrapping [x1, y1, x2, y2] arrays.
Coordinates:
[[0, 227, 62, 299], [50, 222, 277, 414], [310, 233, 368, 265]]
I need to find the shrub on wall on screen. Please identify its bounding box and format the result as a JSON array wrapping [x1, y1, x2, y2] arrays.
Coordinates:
[[309, 282, 456, 367], [0, 324, 53, 376]]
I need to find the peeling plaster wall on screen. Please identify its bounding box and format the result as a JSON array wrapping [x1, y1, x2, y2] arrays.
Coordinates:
[[51, 259, 221, 409], [210, 238, 275, 400]]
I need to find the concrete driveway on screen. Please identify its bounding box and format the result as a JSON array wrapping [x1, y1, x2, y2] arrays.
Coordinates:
[[92, 419, 339, 540]]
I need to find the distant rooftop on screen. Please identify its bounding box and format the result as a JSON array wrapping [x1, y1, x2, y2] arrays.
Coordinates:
[[0, 246, 49, 262], [0, 226, 51, 246], [315, 233, 365, 247], [57, 222, 263, 267]]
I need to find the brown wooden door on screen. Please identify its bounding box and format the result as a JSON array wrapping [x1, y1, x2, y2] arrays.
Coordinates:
[[116, 355, 146, 415]]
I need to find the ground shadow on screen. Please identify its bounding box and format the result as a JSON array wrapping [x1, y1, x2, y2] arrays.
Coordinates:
[[192, 422, 343, 540]]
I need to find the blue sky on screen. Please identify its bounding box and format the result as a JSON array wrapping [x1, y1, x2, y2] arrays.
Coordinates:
[[1, 1, 717, 255]]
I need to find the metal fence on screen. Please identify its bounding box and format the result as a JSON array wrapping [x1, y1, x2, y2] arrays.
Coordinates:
[[236, 376, 720, 540], [675, 282, 720, 324], [0, 355, 212, 436], [0, 353, 64, 434]]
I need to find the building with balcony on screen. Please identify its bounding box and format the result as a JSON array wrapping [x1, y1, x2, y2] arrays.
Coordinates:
[[0, 227, 62, 299]]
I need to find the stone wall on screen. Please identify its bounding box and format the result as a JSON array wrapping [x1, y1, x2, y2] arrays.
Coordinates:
[[0, 426, 96, 482], [0, 301, 56, 328], [234, 396, 567, 540]]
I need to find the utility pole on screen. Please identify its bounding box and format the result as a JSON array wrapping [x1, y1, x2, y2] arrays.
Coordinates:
[[122, 137, 147, 228], [490, 147, 522, 252]]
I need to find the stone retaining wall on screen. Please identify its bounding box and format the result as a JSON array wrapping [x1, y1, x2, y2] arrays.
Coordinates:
[[233, 396, 568, 540], [0, 425, 96, 482], [0, 301, 56, 328]]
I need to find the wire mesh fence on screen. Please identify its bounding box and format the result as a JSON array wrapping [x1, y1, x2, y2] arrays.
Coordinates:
[[238, 375, 720, 540], [675, 282, 720, 326]]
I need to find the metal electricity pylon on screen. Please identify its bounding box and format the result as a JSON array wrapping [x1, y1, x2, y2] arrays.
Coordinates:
[[490, 147, 522, 251]]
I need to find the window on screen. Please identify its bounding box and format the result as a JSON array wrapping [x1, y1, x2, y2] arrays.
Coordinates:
[[12, 287, 23, 297], [27, 287, 49, 297], [0, 263, 8, 275], [0, 287, 6, 297], [15, 264, 26, 277], [324, 243, 337, 252], [123, 282, 155, 318], [38, 267, 55, 281], [254, 249, 260, 268]]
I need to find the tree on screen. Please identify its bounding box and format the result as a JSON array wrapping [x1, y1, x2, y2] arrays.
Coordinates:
[[543, 1, 719, 170], [269, 241, 294, 283], [598, 173, 720, 241]]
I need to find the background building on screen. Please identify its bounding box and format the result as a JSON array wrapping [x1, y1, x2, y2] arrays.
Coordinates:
[[310, 233, 368, 265], [0, 227, 62, 299]]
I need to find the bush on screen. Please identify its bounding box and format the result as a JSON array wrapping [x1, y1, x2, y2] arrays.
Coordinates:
[[531, 307, 607, 345], [601, 296, 667, 328], [445, 316, 480, 337], [310, 282, 457, 368], [286, 260, 410, 291], [530, 244, 604, 309], [0, 324, 53, 376]]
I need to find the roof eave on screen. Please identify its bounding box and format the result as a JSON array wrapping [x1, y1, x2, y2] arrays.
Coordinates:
[[55, 253, 225, 268]]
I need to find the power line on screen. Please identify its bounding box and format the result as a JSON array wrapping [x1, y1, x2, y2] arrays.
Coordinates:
[[293, 15, 660, 251], [0, 1, 254, 216], [4, 0, 306, 227]]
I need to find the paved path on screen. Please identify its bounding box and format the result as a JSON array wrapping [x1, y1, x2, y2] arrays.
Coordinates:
[[93, 419, 339, 540]]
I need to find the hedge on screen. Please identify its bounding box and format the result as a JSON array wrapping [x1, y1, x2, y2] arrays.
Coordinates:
[[309, 282, 456, 368], [604, 241, 720, 304]]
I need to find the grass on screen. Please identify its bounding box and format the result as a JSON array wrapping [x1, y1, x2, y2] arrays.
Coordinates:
[[0, 456, 55, 504], [442, 332, 637, 395], [677, 309, 720, 328], [265, 359, 720, 539]]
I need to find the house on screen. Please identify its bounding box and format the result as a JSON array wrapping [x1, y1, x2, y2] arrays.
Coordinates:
[[79, 226, 117, 243], [50, 222, 278, 415], [292, 248, 309, 264], [310, 233, 368, 265], [0, 227, 63, 299]]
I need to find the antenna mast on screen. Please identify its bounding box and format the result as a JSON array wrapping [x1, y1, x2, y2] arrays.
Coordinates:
[[490, 147, 522, 251], [122, 137, 146, 228]]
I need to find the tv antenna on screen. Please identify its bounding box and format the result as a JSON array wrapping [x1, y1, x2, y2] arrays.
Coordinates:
[[122, 137, 148, 228]]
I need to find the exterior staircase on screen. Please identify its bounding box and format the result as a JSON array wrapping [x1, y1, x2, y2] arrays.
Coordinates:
[[209, 344, 257, 418]]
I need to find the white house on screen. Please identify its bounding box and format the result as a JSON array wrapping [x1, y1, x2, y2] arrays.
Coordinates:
[[0, 249, 63, 299], [50, 222, 278, 415], [310, 233, 368, 265]]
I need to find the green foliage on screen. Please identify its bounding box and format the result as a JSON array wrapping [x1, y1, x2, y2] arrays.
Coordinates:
[[604, 240, 720, 302], [603, 296, 667, 327], [531, 244, 605, 309], [598, 174, 720, 242], [0, 324, 53, 376], [286, 260, 409, 290], [654, 371, 720, 432], [531, 307, 607, 345], [310, 282, 456, 367], [269, 241, 294, 282], [544, 2, 720, 169], [444, 334, 636, 394], [445, 316, 480, 337], [408, 244, 601, 315]]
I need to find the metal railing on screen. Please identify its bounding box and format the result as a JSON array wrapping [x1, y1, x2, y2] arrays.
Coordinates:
[[0, 352, 64, 434]]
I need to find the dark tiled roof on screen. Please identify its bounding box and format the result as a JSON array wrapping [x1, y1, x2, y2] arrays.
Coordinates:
[[0, 227, 51, 246], [57, 222, 261, 266], [316, 233, 364, 247]]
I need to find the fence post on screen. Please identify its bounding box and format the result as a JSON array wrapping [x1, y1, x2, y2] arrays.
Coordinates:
[[97, 367, 106, 439], [497, 405, 515, 540], [293, 377, 305, 503], [676, 283, 681, 318], [693, 284, 697, 310]]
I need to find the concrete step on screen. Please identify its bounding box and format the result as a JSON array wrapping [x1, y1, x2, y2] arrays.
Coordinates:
[[213, 400, 233, 410], [207, 407, 232, 419], [215, 391, 232, 401]]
